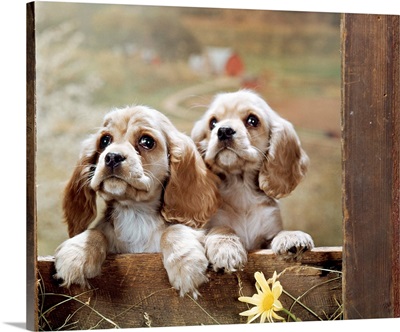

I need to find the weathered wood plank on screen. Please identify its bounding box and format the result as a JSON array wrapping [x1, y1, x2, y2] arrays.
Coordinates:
[[341, 14, 400, 319], [37, 247, 342, 330], [27, 2, 38, 331]]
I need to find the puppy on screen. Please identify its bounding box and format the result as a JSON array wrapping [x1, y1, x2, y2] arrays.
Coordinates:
[[191, 90, 314, 272], [54, 105, 219, 298]]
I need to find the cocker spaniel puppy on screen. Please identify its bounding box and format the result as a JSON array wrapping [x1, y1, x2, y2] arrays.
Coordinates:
[[54, 105, 219, 298], [191, 90, 314, 272]]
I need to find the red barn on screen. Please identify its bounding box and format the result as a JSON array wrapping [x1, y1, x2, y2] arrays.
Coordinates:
[[189, 47, 245, 77], [225, 52, 244, 76]]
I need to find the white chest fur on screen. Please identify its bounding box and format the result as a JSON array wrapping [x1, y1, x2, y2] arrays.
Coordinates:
[[209, 173, 283, 250], [98, 203, 166, 254]]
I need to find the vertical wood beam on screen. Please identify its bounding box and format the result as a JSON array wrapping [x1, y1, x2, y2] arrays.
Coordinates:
[[342, 13, 400, 319], [27, 2, 37, 330]]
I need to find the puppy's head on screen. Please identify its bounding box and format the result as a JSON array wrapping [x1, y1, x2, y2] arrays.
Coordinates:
[[64, 106, 219, 237], [192, 90, 309, 199]]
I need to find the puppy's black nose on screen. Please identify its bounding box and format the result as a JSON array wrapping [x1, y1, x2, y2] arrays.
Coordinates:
[[105, 152, 126, 169], [217, 126, 236, 141]]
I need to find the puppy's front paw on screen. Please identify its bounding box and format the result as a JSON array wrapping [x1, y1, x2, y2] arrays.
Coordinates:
[[271, 230, 314, 258], [161, 225, 209, 299], [54, 230, 107, 288], [165, 253, 209, 300], [205, 230, 247, 273]]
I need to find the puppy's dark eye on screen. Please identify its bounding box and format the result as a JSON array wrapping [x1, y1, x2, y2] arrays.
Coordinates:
[[139, 135, 156, 150], [209, 117, 218, 130], [99, 134, 112, 150], [246, 114, 259, 128]]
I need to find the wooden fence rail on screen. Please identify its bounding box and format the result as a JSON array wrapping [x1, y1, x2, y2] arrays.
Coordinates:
[[37, 247, 342, 330]]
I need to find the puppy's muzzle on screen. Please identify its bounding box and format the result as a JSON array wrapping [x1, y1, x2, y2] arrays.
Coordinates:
[[105, 152, 126, 170], [217, 126, 236, 141]]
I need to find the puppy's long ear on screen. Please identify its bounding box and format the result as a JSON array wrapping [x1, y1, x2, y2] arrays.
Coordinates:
[[259, 116, 309, 199], [191, 117, 207, 157], [63, 136, 98, 237], [162, 131, 220, 228]]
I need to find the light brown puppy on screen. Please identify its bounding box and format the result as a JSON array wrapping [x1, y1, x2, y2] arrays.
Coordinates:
[[192, 90, 314, 272], [54, 105, 219, 298]]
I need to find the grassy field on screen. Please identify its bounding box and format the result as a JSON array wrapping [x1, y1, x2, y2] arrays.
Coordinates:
[[35, 3, 342, 255]]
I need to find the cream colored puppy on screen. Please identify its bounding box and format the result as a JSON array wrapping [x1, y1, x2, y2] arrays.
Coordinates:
[[192, 90, 314, 272], [54, 105, 219, 298]]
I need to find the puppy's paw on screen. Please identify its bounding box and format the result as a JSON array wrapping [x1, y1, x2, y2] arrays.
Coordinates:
[[161, 225, 209, 299], [271, 230, 314, 259], [54, 230, 107, 288], [205, 231, 247, 273], [165, 253, 209, 300]]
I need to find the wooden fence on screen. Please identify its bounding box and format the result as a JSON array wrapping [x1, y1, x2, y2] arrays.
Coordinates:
[[341, 13, 399, 319], [37, 249, 342, 329]]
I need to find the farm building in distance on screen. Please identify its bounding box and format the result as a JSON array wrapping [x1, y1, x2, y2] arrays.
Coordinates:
[[189, 47, 244, 77]]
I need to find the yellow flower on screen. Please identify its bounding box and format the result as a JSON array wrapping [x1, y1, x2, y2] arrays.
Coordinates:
[[238, 271, 285, 323]]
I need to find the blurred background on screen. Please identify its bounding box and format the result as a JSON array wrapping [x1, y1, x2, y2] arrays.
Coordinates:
[[35, 2, 342, 255]]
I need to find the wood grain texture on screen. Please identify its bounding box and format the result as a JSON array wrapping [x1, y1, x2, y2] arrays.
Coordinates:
[[37, 248, 342, 330], [341, 13, 400, 319], [27, 2, 38, 331]]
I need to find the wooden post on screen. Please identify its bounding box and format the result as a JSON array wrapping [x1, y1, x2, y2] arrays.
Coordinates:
[[341, 14, 400, 319], [27, 2, 38, 331]]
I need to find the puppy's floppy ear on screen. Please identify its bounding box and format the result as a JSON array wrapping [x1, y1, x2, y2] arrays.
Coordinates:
[[191, 117, 207, 155], [63, 136, 98, 237], [162, 131, 220, 228], [259, 116, 309, 199]]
